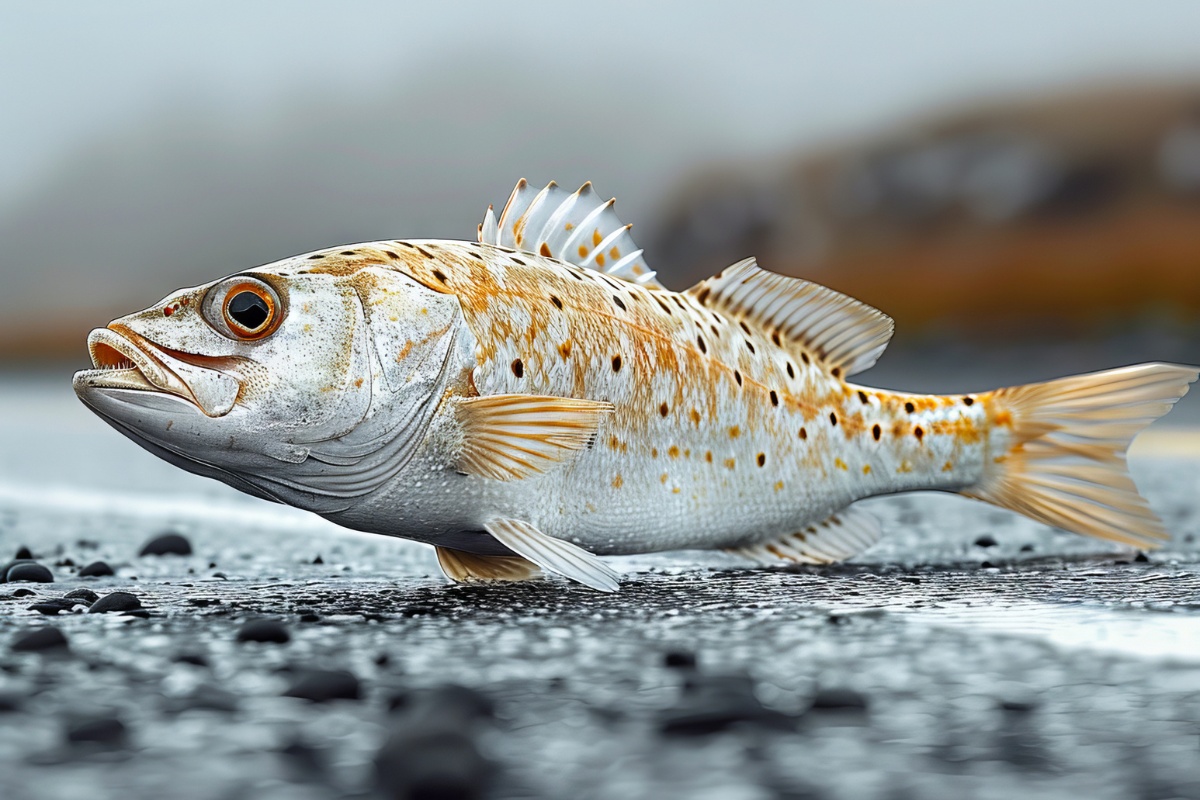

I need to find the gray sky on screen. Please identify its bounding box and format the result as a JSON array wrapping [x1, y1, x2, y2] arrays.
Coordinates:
[[4, 0, 1200, 197]]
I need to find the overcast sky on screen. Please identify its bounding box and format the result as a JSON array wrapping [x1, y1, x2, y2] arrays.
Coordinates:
[[4, 1, 1200, 198]]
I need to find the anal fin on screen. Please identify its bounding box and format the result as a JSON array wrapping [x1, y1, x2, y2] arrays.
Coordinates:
[[436, 547, 542, 583], [726, 507, 881, 566], [484, 518, 620, 592]]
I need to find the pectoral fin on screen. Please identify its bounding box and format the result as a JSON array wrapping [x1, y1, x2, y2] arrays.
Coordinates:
[[726, 507, 881, 566], [484, 518, 620, 592], [456, 394, 614, 481], [435, 547, 542, 583]]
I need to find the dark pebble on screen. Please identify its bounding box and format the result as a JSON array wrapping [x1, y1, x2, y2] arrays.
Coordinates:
[[173, 652, 209, 667], [1134, 551, 1150, 563], [56, 558, 75, 567], [64, 588, 100, 604], [139, 533, 192, 557], [664, 650, 697, 669], [12, 626, 69, 652], [78, 561, 115, 578], [237, 619, 290, 644], [166, 684, 239, 714], [312, 555, 324, 564], [375, 724, 494, 800], [299, 613, 321, 623], [809, 688, 868, 711], [66, 716, 127, 746], [14, 546, 33, 560], [1019, 544, 1035, 553], [30, 598, 81, 615], [974, 535, 998, 548], [11, 588, 36, 598], [0, 690, 22, 712], [284, 669, 361, 703], [661, 674, 793, 736], [88, 592, 143, 614], [5, 562, 52, 583]]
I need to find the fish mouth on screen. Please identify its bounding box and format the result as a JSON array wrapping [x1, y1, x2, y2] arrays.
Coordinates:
[[74, 327, 241, 417]]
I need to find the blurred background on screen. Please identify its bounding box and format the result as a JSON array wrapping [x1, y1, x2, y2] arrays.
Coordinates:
[[1, 0, 1198, 401]]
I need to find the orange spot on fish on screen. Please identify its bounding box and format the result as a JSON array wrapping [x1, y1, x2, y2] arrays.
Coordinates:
[[862, 464, 871, 475], [651, 448, 658, 458], [689, 408, 701, 426], [163, 306, 173, 316], [705, 451, 713, 463], [897, 461, 913, 473], [661, 472, 669, 484], [668, 446, 680, 459], [612, 474, 623, 489], [724, 458, 736, 469], [728, 425, 740, 439], [942, 461, 954, 472], [774, 480, 784, 492], [578, 245, 588, 258], [592, 229, 602, 247], [610, 246, 620, 259], [595, 253, 606, 267], [835, 458, 848, 471]]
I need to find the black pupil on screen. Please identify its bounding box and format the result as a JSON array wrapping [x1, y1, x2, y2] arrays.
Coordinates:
[[228, 291, 270, 331]]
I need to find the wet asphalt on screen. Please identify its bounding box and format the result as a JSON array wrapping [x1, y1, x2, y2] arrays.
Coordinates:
[[1, 371, 1198, 800]]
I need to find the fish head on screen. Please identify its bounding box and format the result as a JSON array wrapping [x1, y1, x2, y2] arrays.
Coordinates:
[[73, 254, 466, 510]]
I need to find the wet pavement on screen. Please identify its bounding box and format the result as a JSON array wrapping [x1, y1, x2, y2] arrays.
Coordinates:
[[1, 370, 1199, 800]]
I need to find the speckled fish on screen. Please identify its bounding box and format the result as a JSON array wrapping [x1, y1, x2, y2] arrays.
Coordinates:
[[73, 179, 1198, 591]]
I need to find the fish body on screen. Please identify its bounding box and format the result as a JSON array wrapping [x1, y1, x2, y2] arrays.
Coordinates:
[[74, 180, 1198, 590]]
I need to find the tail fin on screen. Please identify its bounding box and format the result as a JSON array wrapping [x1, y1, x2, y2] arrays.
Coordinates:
[[964, 363, 1198, 549]]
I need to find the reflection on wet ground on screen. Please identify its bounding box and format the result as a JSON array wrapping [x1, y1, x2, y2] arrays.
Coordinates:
[[1, 373, 1198, 799]]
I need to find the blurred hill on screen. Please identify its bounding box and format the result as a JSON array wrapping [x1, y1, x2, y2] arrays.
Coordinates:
[[651, 83, 1200, 340]]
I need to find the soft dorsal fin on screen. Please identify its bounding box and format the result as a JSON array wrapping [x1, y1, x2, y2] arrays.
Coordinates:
[[687, 258, 894, 377], [725, 506, 882, 566], [479, 179, 664, 289]]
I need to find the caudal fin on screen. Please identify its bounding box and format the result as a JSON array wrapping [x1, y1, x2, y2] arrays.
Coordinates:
[[964, 363, 1198, 549]]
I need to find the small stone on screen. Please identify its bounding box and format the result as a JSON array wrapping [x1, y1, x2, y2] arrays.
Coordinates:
[[312, 555, 324, 565], [809, 688, 868, 711], [56, 558, 75, 567], [11, 588, 36, 598], [30, 598, 80, 615], [375, 723, 494, 800], [974, 535, 998, 548], [284, 669, 361, 703], [1019, 544, 1035, 553], [67, 716, 127, 746], [89, 592, 144, 614], [237, 618, 290, 644], [661, 674, 792, 736], [1134, 551, 1150, 563], [664, 650, 697, 669], [6, 563, 53, 583], [139, 533, 192, 557], [12, 626, 69, 652], [78, 561, 115, 578], [14, 546, 33, 560], [64, 588, 100, 604], [173, 652, 209, 667], [299, 613, 321, 623]]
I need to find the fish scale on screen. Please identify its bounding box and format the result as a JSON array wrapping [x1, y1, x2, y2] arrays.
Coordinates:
[[73, 179, 1198, 591]]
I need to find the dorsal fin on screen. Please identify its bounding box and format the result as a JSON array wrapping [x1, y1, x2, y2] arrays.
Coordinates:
[[687, 258, 894, 377], [479, 179, 664, 289]]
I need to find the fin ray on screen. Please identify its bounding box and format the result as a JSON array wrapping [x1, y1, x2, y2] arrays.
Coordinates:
[[687, 258, 894, 376], [727, 506, 882, 566], [484, 518, 620, 591], [436, 547, 541, 583]]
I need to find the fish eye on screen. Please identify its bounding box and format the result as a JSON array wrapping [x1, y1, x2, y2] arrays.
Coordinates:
[[204, 277, 283, 340]]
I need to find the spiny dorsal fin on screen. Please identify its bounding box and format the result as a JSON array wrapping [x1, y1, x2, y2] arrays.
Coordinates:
[[484, 517, 620, 592], [436, 547, 542, 583], [479, 179, 664, 289], [688, 258, 894, 377], [455, 394, 614, 481], [725, 506, 881, 565]]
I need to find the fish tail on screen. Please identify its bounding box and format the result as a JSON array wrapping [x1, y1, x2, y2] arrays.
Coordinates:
[[962, 363, 1198, 549]]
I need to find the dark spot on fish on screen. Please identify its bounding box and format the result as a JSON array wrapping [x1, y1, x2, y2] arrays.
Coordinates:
[[914, 426, 924, 441], [771, 330, 782, 346], [769, 390, 779, 406], [384, 250, 399, 259], [511, 256, 526, 266], [963, 396, 975, 406], [857, 390, 869, 404], [511, 359, 523, 378], [786, 362, 795, 379], [612, 295, 626, 311], [905, 401, 915, 414], [697, 335, 707, 353], [745, 340, 755, 354], [757, 453, 766, 467], [696, 287, 711, 305], [432, 269, 447, 284], [831, 367, 841, 379], [734, 371, 742, 386], [672, 296, 686, 309], [340, 250, 356, 256], [799, 427, 808, 440], [307, 254, 325, 260], [415, 246, 435, 259], [550, 295, 563, 310], [872, 424, 881, 441], [801, 352, 810, 365], [739, 321, 752, 335], [829, 412, 838, 426], [540, 243, 552, 257], [612, 355, 622, 373], [660, 402, 669, 417]]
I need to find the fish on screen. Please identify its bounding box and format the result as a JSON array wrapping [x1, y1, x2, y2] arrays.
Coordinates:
[[73, 179, 1198, 591]]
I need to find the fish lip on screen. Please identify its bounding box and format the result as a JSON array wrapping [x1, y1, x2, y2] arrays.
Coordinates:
[[75, 326, 198, 409]]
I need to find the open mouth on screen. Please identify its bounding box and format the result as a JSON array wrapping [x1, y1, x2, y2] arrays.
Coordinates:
[[74, 327, 241, 417]]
